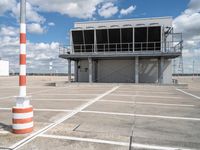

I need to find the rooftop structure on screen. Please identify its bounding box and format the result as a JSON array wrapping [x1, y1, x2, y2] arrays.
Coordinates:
[[59, 17, 183, 83]]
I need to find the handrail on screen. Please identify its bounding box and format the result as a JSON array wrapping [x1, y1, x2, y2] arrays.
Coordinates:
[[59, 41, 182, 55]]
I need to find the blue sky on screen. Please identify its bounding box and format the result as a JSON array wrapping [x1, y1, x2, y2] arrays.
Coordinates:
[[0, 0, 200, 73]]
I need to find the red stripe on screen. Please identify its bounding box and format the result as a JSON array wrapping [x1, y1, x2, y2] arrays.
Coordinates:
[[13, 127, 33, 134], [20, 54, 26, 65], [12, 107, 33, 113], [20, 33, 26, 44], [19, 75, 26, 86], [13, 118, 33, 124]]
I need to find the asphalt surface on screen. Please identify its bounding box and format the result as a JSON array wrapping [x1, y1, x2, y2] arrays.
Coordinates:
[[0, 76, 200, 150]]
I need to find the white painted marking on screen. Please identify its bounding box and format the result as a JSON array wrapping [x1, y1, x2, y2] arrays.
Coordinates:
[[82, 110, 200, 121], [19, 86, 26, 97], [20, 65, 26, 76], [20, 23, 26, 33], [0, 130, 10, 134], [177, 89, 200, 100], [113, 90, 173, 94], [13, 122, 33, 130], [9, 86, 119, 150], [100, 100, 195, 107], [20, 44, 26, 54], [40, 134, 194, 150], [36, 93, 99, 96], [0, 107, 72, 112], [32, 98, 90, 102], [13, 112, 33, 119], [110, 94, 182, 99]]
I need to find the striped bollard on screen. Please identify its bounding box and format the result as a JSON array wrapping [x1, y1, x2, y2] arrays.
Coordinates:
[[12, 0, 33, 134]]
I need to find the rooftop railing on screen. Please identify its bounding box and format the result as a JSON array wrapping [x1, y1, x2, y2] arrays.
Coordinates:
[[59, 41, 182, 55]]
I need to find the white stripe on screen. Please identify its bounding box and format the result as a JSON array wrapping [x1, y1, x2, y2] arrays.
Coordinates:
[[38, 93, 99, 96], [100, 100, 194, 107], [20, 65, 26, 75], [177, 89, 200, 100], [13, 112, 33, 119], [82, 110, 200, 121], [110, 94, 182, 99], [0, 130, 10, 134], [33, 98, 90, 102], [13, 122, 33, 130], [20, 23, 26, 33], [9, 86, 119, 150], [19, 86, 26, 97], [0, 107, 72, 112], [20, 44, 26, 54], [40, 134, 193, 150]]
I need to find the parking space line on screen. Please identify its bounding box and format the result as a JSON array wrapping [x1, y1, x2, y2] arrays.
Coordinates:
[[9, 86, 119, 150], [177, 89, 200, 100], [40, 134, 193, 150], [32, 99, 91, 102], [35, 93, 100, 96], [82, 110, 200, 121], [99, 100, 195, 107], [109, 94, 182, 99], [0, 107, 73, 112]]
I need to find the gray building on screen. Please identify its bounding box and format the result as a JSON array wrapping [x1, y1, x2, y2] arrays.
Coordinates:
[[59, 17, 182, 84]]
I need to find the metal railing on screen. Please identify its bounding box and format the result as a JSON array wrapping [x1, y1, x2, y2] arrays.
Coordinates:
[[59, 41, 182, 55]]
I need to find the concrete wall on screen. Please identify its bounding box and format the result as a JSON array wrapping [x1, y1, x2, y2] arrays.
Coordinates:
[[76, 58, 172, 84], [0, 60, 9, 76]]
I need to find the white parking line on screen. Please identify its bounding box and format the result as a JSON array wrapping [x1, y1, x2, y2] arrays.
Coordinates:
[[9, 86, 119, 150], [109, 94, 182, 99], [82, 110, 200, 121], [100, 100, 195, 107], [40, 134, 193, 150], [32, 99, 91, 102], [177, 89, 200, 100]]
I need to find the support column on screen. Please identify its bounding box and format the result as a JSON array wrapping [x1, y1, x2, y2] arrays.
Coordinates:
[[158, 57, 164, 84], [12, 0, 33, 134], [74, 60, 78, 82], [135, 56, 139, 83], [68, 59, 71, 83], [88, 58, 93, 83]]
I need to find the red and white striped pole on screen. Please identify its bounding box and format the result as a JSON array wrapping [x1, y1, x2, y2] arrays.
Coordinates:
[[12, 0, 33, 134]]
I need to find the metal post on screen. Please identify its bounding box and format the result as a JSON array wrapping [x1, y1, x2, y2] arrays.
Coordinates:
[[158, 57, 164, 84], [135, 56, 139, 83], [68, 59, 71, 82], [12, 0, 33, 134], [88, 58, 93, 83]]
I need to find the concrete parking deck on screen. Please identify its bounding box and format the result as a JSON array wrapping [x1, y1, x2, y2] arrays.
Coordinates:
[[0, 76, 200, 150]]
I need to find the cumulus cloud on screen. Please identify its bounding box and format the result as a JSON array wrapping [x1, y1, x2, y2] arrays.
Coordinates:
[[28, 0, 104, 19], [48, 22, 55, 26], [0, 0, 16, 15], [27, 23, 46, 34], [120, 5, 136, 16], [98, 2, 118, 18], [173, 0, 200, 73]]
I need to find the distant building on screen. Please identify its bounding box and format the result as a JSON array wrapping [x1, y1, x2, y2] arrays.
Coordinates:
[[59, 17, 183, 84], [0, 60, 9, 76]]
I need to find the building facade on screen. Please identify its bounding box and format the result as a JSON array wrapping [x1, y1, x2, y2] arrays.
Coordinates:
[[59, 17, 182, 84]]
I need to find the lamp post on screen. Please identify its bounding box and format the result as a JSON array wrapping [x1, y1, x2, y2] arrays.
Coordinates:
[[12, 0, 33, 134]]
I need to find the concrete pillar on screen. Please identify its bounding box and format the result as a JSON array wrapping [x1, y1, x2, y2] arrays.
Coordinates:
[[68, 59, 71, 83], [74, 60, 78, 82], [135, 56, 139, 83], [88, 58, 93, 83], [158, 57, 164, 84]]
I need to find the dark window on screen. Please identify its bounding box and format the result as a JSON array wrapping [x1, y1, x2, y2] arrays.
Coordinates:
[[96, 29, 108, 52], [72, 31, 84, 53], [84, 30, 94, 52], [109, 28, 121, 51], [122, 28, 133, 51], [135, 27, 147, 51], [148, 26, 161, 50]]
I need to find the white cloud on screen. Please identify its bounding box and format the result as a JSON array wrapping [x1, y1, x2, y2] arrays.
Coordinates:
[[48, 22, 55, 26], [0, 0, 16, 15], [27, 23, 46, 34], [0, 26, 18, 37], [120, 5, 136, 16], [11, 2, 45, 23], [98, 2, 118, 18], [28, 0, 104, 19]]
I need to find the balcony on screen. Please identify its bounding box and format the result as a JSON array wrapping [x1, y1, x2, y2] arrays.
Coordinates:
[[59, 41, 182, 60]]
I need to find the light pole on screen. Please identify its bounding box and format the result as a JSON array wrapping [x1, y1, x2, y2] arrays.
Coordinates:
[[12, 0, 33, 134]]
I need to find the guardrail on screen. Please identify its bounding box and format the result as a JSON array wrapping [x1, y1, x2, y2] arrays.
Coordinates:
[[59, 41, 182, 55]]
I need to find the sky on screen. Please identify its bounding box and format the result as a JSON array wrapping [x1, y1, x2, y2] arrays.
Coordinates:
[[0, 0, 200, 74]]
